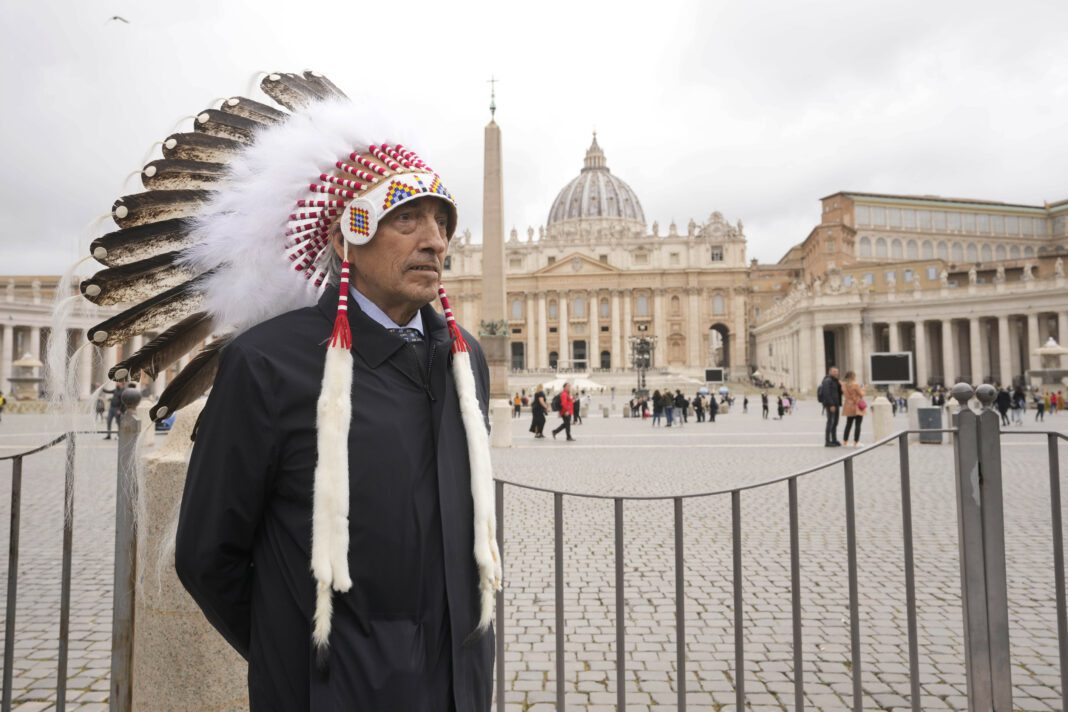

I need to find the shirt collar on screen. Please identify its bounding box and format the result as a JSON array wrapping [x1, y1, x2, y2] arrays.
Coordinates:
[[349, 286, 424, 336]]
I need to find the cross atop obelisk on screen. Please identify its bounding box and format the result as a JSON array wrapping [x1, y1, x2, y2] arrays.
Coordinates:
[[488, 75, 498, 120]]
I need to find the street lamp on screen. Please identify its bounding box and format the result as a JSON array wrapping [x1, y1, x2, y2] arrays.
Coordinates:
[[628, 335, 657, 397]]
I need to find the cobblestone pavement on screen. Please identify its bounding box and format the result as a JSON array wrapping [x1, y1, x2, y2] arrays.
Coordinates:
[[0, 401, 1066, 710]]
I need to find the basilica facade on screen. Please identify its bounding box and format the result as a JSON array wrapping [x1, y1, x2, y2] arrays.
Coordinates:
[[441, 136, 751, 377]]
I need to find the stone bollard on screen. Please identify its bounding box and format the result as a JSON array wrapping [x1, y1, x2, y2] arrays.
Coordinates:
[[906, 391, 926, 442], [622, 404, 630, 418], [133, 399, 249, 711], [602, 405, 610, 418], [491, 400, 513, 448], [871, 395, 894, 441]]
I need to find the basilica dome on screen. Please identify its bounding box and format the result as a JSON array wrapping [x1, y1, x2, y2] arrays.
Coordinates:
[[547, 134, 646, 230]]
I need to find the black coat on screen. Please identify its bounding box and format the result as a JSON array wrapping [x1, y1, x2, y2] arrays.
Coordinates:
[[175, 285, 494, 711]]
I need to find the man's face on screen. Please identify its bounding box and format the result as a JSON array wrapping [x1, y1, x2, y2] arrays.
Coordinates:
[[830, 367, 840, 378], [338, 196, 451, 318]]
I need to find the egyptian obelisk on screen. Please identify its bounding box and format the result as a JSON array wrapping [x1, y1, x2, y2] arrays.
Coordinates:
[[481, 79, 512, 446]]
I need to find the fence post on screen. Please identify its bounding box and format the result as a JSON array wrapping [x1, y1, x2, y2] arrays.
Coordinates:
[[110, 387, 141, 712], [949, 383, 1013, 711]]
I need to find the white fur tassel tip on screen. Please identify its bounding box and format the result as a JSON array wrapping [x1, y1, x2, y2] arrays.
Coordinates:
[[311, 344, 354, 650], [451, 350, 503, 632]]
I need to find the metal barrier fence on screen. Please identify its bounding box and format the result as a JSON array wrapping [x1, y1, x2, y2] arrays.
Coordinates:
[[492, 382, 1068, 711], [1, 390, 141, 712]]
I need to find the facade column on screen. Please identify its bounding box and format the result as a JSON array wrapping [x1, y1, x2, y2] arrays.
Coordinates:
[[914, 321, 928, 387], [942, 320, 956, 385], [850, 322, 865, 384], [731, 291, 747, 374], [1059, 312, 1068, 368], [29, 326, 41, 361], [622, 293, 632, 369], [1, 323, 12, 394], [588, 291, 599, 371], [558, 292, 569, 368], [813, 321, 826, 390], [653, 289, 666, 346], [525, 296, 536, 370], [610, 290, 621, 371], [537, 293, 548, 369], [969, 317, 982, 383], [686, 288, 701, 367], [997, 315, 1012, 387], [887, 321, 900, 352], [1026, 312, 1041, 375], [79, 331, 93, 398]]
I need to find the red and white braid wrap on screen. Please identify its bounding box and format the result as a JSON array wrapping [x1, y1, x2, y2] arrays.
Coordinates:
[[311, 260, 355, 653], [438, 285, 503, 633]]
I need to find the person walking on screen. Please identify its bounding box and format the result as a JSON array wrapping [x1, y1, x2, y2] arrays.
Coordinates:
[[708, 394, 719, 423], [675, 390, 688, 425], [1011, 386, 1025, 425], [742, 395, 748, 414], [841, 371, 866, 447], [551, 383, 576, 441], [94, 392, 106, 422], [995, 386, 1011, 426], [761, 391, 769, 419], [103, 382, 126, 440], [1036, 393, 1046, 421], [664, 389, 675, 427], [693, 393, 704, 423], [819, 366, 843, 447], [0, 391, 5, 424], [572, 390, 583, 425], [512, 393, 521, 419], [651, 390, 663, 426], [530, 384, 548, 439]]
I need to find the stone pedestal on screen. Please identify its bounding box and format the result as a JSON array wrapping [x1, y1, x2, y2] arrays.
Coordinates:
[[133, 399, 249, 711], [490, 400, 512, 448], [602, 406, 610, 418], [906, 391, 926, 442], [871, 395, 894, 442]]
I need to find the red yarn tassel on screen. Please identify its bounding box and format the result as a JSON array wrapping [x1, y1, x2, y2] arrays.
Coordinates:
[[437, 285, 468, 353], [330, 261, 353, 349]]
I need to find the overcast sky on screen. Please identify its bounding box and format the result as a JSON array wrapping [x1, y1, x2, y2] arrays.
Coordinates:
[[2, 0, 1066, 276]]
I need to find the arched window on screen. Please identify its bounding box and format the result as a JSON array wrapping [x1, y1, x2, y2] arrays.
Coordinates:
[[573, 296, 585, 318], [1010, 245, 1021, 259], [636, 294, 649, 317], [891, 239, 904, 259], [980, 244, 992, 262], [1024, 245, 1036, 258], [921, 240, 934, 259], [549, 351, 558, 369], [548, 300, 558, 319], [995, 244, 1006, 260], [875, 237, 888, 258], [712, 294, 726, 316], [511, 299, 523, 320], [951, 242, 964, 262], [965, 244, 978, 262], [859, 236, 872, 257], [600, 350, 611, 369], [670, 295, 681, 316], [599, 299, 610, 318], [906, 240, 918, 259]]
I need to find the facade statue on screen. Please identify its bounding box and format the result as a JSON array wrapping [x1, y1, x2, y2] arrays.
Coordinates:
[[527, 226, 534, 242], [812, 277, 822, 296], [687, 218, 697, 237], [651, 221, 659, 237], [967, 265, 977, 285], [668, 220, 678, 237], [1022, 263, 1035, 281], [940, 268, 949, 286], [1056, 257, 1064, 277], [994, 265, 1006, 284]]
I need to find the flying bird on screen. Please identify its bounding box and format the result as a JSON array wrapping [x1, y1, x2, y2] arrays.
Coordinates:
[[107, 15, 130, 24]]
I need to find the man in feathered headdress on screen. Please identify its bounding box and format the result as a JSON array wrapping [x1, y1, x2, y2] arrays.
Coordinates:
[[79, 75, 509, 711]]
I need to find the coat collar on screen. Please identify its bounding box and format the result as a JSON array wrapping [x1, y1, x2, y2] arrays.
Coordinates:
[[317, 284, 453, 368]]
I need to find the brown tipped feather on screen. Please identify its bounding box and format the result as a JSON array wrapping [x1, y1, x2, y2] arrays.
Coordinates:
[[111, 189, 211, 229], [193, 109, 259, 144], [221, 96, 288, 125], [149, 336, 231, 421], [90, 218, 195, 268], [301, 71, 348, 100], [260, 72, 324, 111], [81, 251, 195, 306], [108, 312, 214, 382], [141, 159, 226, 191], [162, 132, 244, 163], [86, 276, 206, 347]]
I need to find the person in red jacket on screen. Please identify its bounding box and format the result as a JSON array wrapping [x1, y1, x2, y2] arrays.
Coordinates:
[[552, 383, 576, 441]]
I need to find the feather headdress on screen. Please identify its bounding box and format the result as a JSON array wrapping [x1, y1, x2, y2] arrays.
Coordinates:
[[81, 71, 500, 657]]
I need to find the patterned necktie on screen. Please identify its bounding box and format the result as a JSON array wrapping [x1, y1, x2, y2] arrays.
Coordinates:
[[389, 327, 428, 375], [388, 327, 424, 344]]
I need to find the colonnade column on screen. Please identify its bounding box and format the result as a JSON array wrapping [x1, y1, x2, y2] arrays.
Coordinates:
[[79, 330, 93, 398], [29, 326, 41, 361], [621, 294, 632, 369], [558, 293, 569, 368], [588, 291, 599, 371], [1060, 312, 1068, 368], [1026, 313, 1040, 375], [610, 290, 621, 371], [526, 297, 536, 370], [537, 293, 548, 369], [997, 315, 1012, 387], [914, 321, 928, 387], [813, 322, 826, 389], [653, 289, 666, 345], [1, 324, 12, 393], [969, 317, 982, 383], [942, 320, 956, 385], [887, 321, 900, 352], [686, 288, 700, 367], [850, 323, 864, 383]]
